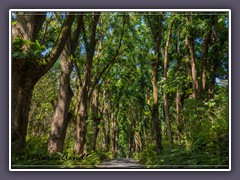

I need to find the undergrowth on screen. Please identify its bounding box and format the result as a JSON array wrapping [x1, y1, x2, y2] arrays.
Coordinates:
[[12, 136, 110, 169], [138, 139, 228, 169]]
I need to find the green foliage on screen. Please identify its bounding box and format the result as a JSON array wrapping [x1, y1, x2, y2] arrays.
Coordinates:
[[139, 144, 228, 169], [12, 37, 25, 52], [138, 143, 158, 167], [12, 37, 45, 60], [12, 135, 110, 169], [14, 11, 229, 169], [12, 135, 61, 168], [28, 62, 60, 137]]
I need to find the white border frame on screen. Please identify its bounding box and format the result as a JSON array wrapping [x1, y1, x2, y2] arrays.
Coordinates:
[[9, 9, 231, 171]]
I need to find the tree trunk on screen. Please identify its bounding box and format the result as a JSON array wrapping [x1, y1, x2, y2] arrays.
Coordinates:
[[200, 32, 210, 100], [151, 60, 163, 154], [112, 113, 117, 157], [185, 15, 199, 99], [104, 108, 111, 152], [111, 92, 121, 157], [163, 17, 174, 146], [47, 40, 74, 154], [209, 45, 219, 99], [146, 12, 163, 154], [47, 15, 83, 154], [209, 17, 218, 99], [128, 108, 135, 157], [74, 70, 90, 154], [74, 14, 100, 154], [12, 12, 46, 46], [12, 12, 45, 151], [91, 88, 101, 151], [12, 71, 36, 150], [11, 12, 74, 151], [134, 107, 141, 153], [139, 110, 145, 149], [175, 25, 183, 141], [73, 64, 82, 126]]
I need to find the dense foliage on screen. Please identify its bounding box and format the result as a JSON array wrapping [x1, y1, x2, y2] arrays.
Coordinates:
[[11, 11, 229, 169]]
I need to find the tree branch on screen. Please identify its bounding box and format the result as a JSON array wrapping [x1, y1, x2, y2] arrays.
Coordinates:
[[37, 13, 75, 77], [89, 15, 126, 98]]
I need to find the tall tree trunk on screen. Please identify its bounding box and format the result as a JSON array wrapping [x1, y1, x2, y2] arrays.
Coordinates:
[[209, 45, 219, 99], [139, 110, 146, 149], [146, 12, 163, 154], [111, 94, 121, 157], [48, 42, 73, 153], [104, 108, 111, 152], [175, 91, 182, 141], [74, 66, 91, 154], [185, 42, 192, 81], [163, 17, 174, 146], [209, 17, 219, 99], [185, 15, 199, 99], [134, 107, 141, 153], [12, 12, 45, 151], [128, 108, 135, 157], [73, 62, 82, 126], [74, 13, 100, 154], [12, 72, 36, 150], [111, 113, 117, 157], [175, 25, 183, 141], [12, 12, 74, 151], [200, 32, 210, 100], [48, 15, 83, 154], [151, 60, 163, 154], [91, 88, 101, 151]]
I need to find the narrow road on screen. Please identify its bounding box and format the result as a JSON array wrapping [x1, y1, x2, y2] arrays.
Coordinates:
[[97, 158, 144, 168]]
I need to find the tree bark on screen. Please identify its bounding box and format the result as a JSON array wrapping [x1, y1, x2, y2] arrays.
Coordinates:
[[128, 106, 135, 157], [103, 108, 111, 152], [133, 107, 141, 153], [175, 25, 183, 141], [11, 72, 36, 150], [47, 43, 73, 153], [73, 64, 90, 154], [111, 113, 117, 157], [48, 15, 83, 154], [12, 12, 46, 44], [91, 88, 101, 151], [185, 15, 199, 99], [151, 60, 163, 154], [208, 16, 219, 99], [163, 17, 174, 146], [74, 13, 100, 154], [200, 32, 210, 100], [12, 12, 45, 150], [209, 44, 219, 99], [146, 12, 163, 154], [12, 12, 74, 151]]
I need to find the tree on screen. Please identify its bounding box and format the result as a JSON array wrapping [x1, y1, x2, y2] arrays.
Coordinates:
[[185, 14, 199, 99], [146, 12, 163, 153], [48, 15, 83, 154], [12, 11, 229, 169], [163, 14, 175, 146], [12, 12, 74, 150], [175, 21, 184, 141], [74, 13, 101, 154]]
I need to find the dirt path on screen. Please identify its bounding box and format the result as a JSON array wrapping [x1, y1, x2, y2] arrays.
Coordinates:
[[97, 158, 144, 168]]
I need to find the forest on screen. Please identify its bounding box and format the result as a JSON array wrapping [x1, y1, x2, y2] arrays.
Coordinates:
[[11, 11, 229, 169]]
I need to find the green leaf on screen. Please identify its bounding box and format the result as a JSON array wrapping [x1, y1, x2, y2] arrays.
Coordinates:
[[35, 40, 41, 49], [218, 18, 223, 23]]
